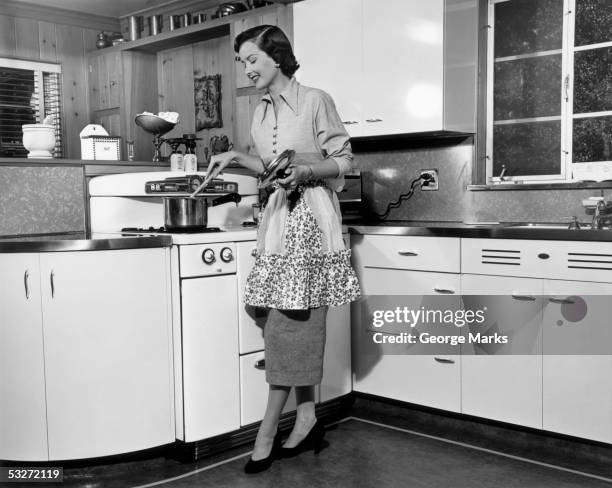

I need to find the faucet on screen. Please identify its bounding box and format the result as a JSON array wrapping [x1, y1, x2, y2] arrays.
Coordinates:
[[593, 199, 607, 229], [498, 164, 507, 181]]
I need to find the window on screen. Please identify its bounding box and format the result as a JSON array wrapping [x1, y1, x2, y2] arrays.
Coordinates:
[[0, 58, 63, 158], [485, 0, 612, 183]]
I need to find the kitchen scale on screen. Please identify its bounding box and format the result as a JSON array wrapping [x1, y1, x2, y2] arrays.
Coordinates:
[[145, 175, 238, 194]]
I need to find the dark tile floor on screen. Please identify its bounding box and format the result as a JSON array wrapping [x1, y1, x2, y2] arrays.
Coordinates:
[[50, 418, 612, 488]]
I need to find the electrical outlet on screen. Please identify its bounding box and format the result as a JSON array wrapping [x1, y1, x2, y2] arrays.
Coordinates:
[[420, 169, 438, 191]]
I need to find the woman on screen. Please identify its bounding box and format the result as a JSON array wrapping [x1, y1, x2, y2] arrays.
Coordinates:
[[206, 25, 360, 474]]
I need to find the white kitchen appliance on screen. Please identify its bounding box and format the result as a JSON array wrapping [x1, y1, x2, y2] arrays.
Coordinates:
[[89, 171, 261, 445]]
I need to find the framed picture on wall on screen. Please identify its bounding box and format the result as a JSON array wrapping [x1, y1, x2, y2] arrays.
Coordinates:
[[194, 74, 222, 130]]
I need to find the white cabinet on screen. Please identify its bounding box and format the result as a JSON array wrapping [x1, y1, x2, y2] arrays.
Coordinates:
[[351, 234, 462, 412], [542, 280, 612, 444], [0, 254, 47, 461], [320, 303, 352, 402], [293, 0, 476, 137], [460, 274, 543, 429], [0, 248, 175, 461], [237, 241, 266, 354], [181, 274, 240, 441]]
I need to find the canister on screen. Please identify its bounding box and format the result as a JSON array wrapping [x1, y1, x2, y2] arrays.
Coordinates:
[[148, 15, 163, 35], [128, 16, 142, 41]]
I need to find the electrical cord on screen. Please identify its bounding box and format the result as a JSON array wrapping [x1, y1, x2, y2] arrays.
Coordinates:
[[370, 173, 434, 220]]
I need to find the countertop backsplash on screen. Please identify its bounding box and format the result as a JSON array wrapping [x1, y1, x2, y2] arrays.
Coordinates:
[[356, 138, 605, 225], [0, 166, 86, 236]]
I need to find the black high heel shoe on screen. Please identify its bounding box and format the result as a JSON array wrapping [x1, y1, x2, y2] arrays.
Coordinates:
[[244, 427, 283, 474], [279, 419, 327, 458]]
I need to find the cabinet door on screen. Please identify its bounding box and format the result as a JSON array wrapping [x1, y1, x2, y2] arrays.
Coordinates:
[[542, 280, 612, 443], [352, 267, 461, 412], [181, 274, 240, 441], [293, 0, 364, 137], [0, 254, 48, 461], [320, 303, 352, 402], [361, 0, 444, 135], [40, 249, 174, 460], [236, 241, 266, 354], [461, 274, 543, 429]]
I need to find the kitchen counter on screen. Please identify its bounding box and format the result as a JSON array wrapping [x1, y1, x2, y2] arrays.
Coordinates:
[[0, 232, 172, 253], [346, 220, 612, 242]]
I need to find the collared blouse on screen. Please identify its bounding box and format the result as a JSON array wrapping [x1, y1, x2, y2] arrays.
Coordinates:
[[250, 77, 354, 192]]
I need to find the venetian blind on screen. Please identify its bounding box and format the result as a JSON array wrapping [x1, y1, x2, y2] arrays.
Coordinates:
[[0, 58, 63, 158]]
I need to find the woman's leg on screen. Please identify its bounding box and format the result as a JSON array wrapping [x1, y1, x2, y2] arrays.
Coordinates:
[[282, 385, 317, 448], [251, 384, 290, 460]]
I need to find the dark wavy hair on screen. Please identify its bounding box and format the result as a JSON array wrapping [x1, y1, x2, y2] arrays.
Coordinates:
[[234, 25, 300, 77]]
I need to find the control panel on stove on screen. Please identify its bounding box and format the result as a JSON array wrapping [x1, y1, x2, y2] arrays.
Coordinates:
[[179, 243, 237, 278], [145, 175, 238, 194]]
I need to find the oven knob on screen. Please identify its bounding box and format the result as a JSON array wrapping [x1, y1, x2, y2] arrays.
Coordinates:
[[201, 248, 216, 264], [220, 247, 234, 263]]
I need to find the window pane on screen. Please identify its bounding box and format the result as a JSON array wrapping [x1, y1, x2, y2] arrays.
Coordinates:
[[573, 47, 612, 114], [0, 67, 36, 157], [493, 121, 561, 176], [494, 54, 562, 120], [573, 116, 612, 162], [575, 0, 612, 47], [494, 0, 563, 57]]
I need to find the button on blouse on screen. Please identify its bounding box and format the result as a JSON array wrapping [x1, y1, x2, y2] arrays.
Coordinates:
[[250, 77, 354, 192]]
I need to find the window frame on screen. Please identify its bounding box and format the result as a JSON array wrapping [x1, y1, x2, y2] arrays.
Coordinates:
[[484, 0, 612, 185], [0, 56, 62, 157]]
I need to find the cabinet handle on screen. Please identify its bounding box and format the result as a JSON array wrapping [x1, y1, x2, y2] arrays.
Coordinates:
[[434, 287, 455, 294], [511, 294, 536, 301], [254, 358, 265, 370], [564, 74, 570, 102], [342, 120, 358, 125], [398, 251, 418, 256], [50, 270, 55, 298], [434, 357, 455, 364], [548, 297, 575, 304], [24, 270, 30, 299], [365, 118, 383, 123]]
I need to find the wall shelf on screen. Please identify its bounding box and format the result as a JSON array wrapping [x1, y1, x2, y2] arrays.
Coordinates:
[[93, 5, 279, 55]]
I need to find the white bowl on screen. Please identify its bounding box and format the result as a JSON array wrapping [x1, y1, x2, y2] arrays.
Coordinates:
[[22, 124, 55, 158]]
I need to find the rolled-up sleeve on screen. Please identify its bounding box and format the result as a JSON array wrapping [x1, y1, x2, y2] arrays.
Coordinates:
[[314, 91, 354, 177]]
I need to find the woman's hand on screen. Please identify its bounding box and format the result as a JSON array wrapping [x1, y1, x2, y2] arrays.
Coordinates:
[[206, 150, 236, 180], [276, 164, 311, 190]]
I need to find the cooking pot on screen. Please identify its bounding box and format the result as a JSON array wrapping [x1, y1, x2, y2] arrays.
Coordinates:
[[163, 192, 241, 231]]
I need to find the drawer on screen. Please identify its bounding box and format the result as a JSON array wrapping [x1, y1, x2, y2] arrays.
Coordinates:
[[179, 243, 236, 278], [352, 235, 460, 273], [462, 238, 612, 282]]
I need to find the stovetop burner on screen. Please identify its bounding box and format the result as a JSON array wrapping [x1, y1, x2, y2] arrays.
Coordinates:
[[121, 226, 224, 234]]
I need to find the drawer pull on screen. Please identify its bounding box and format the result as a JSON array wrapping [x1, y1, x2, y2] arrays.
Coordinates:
[[434, 357, 455, 364], [398, 251, 419, 256], [24, 270, 30, 299], [433, 287, 455, 294], [254, 358, 266, 370], [548, 297, 575, 304], [50, 270, 55, 298], [511, 294, 536, 301]]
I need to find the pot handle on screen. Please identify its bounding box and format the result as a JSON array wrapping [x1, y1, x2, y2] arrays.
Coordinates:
[[210, 192, 241, 207]]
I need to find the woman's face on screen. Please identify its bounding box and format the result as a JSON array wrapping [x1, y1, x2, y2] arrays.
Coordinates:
[[237, 41, 279, 90]]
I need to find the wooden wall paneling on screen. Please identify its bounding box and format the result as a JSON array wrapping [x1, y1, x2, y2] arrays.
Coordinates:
[[56, 25, 88, 159], [108, 51, 122, 108], [0, 15, 17, 57], [157, 45, 195, 143], [192, 36, 233, 163], [86, 54, 101, 112], [234, 96, 250, 153], [233, 16, 260, 89], [123, 51, 158, 161], [276, 4, 293, 43], [97, 54, 109, 109], [14, 17, 40, 59], [38, 21, 57, 62]]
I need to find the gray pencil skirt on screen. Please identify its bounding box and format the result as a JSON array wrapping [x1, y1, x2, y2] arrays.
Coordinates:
[[264, 306, 328, 386]]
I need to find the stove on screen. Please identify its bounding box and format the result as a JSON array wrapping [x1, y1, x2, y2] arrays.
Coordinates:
[[121, 226, 224, 235], [88, 171, 260, 445]]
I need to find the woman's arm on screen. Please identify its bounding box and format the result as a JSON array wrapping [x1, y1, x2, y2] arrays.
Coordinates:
[[206, 150, 266, 179]]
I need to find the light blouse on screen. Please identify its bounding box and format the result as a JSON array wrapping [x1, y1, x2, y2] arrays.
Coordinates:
[[250, 77, 354, 192]]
